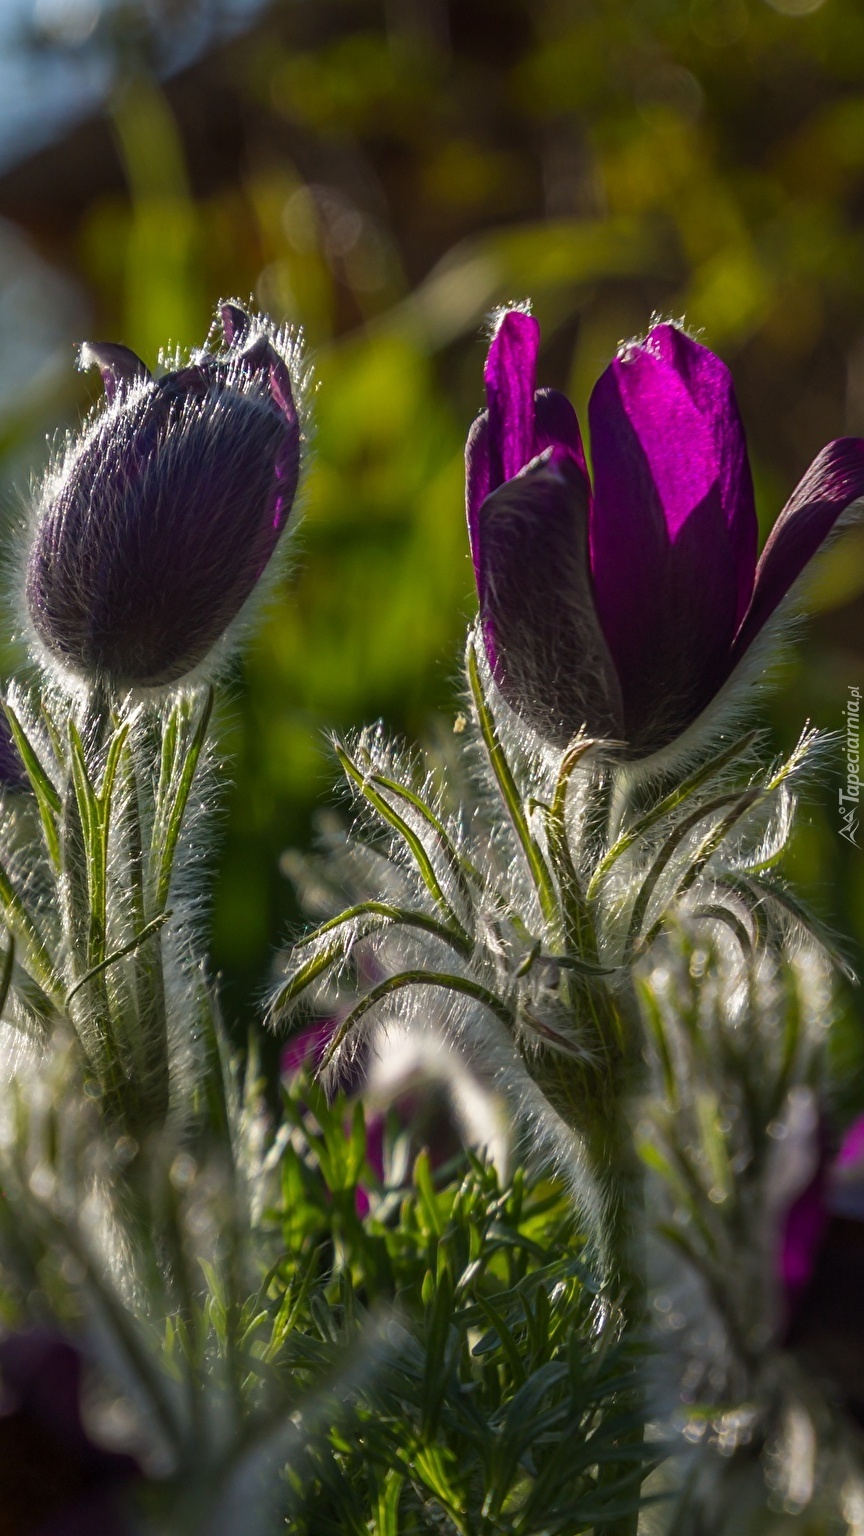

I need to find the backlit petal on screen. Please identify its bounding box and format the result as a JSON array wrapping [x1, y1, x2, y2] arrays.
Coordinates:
[[731, 438, 864, 665], [589, 325, 757, 751], [466, 386, 585, 574], [484, 309, 540, 486]]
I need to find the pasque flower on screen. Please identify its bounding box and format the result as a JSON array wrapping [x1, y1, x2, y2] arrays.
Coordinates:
[[466, 311, 864, 755], [0, 1331, 140, 1534], [26, 302, 302, 689]]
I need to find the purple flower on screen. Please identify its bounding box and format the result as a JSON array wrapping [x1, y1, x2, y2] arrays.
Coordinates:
[[466, 311, 864, 756], [282, 1019, 368, 1097], [0, 1331, 140, 1534], [779, 1114, 864, 1426], [281, 1024, 480, 1215], [0, 714, 26, 794], [282, 1021, 382, 1217], [27, 302, 302, 689]]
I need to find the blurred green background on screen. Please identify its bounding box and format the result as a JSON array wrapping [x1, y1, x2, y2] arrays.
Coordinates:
[[2, 0, 864, 1055]]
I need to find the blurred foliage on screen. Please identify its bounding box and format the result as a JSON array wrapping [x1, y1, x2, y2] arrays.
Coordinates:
[[1, 0, 864, 1076]]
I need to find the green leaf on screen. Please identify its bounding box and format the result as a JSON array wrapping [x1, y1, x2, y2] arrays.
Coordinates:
[[363, 761, 479, 905], [587, 731, 759, 900], [0, 935, 13, 1020], [636, 978, 677, 1107], [64, 910, 172, 1007], [151, 687, 213, 913], [322, 969, 516, 1067], [465, 632, 559, 933], [626, 787, 758, 956], [68, 718, 129, 971], [3, 702, 61, 869], [473, 1292, 528, 1391], [335, 741, 472, 949], [270, 939, 347, 1019], [420, 1272, 459, 1437], [543, 736, 600, 956], [733, 871, 855, 980], [0, 857, 62, 1005], [372, 1468, 405, 1536]]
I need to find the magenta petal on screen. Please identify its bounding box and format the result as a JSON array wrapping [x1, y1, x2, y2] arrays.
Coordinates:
[[534, 387, 587, 474], [466, 312, 587, 564], [268, 351, 299, 431], [476, 449, 624, 746], [485, 310, 541, 486], [837, 1116, 864, 1168], [0, 1333, 85, 1441], [236, 333, 299, 429], [780, 1167, 829, 1302], [783, 1216, 864, 1425], [589, 325, 758, 752], [281, 1020, 335, 1077], [731, 438, 864, 665], [0, 1332, 140, 1534], [466, 312, 540, 560]]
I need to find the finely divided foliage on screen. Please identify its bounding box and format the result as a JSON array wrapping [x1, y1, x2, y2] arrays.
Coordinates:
[[272, 1080, 653, 1536]]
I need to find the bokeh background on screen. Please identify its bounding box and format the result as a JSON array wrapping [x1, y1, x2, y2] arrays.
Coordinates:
[[1, 0, 863, 1085]]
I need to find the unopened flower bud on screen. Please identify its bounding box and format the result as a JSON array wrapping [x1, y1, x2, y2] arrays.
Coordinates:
[[26, 302, 304, 688]]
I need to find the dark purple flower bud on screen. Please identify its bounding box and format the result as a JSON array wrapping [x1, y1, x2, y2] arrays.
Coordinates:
[[467, 310, 864, 756], [0, 1330, 141, 1534], [26, 302, 303, 689], [779, 1114, 864, 1426]]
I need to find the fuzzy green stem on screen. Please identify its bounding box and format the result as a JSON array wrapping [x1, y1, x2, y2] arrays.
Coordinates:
[[466, 635, 559, 933]]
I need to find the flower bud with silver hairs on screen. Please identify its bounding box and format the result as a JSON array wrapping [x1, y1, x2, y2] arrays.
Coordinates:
[[25, 301, 306, 692]]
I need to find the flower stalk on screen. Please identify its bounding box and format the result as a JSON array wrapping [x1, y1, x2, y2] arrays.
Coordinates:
[[0, 680, 217, 1142]]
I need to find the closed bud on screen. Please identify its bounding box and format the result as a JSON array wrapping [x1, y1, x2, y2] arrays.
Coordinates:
[[26, 301, 304, 689]]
